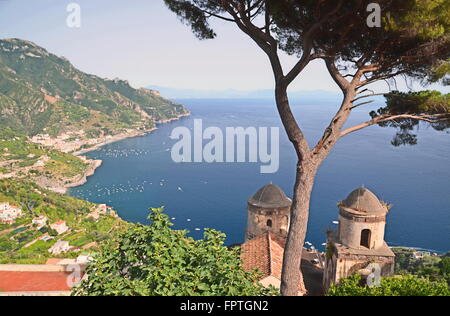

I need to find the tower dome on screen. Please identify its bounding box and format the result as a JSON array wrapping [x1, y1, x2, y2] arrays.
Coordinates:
[[341, 187, 388, 216], [338, 187, 389, 250], [248, 184, 292, 208], [245, 184, 292, 241], [323, 187, 396, 292]]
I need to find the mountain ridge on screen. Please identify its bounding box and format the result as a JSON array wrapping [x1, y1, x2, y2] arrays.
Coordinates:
[[0, 38, 189, 137]]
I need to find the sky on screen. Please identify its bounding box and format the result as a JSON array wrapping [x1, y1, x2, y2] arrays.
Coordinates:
[[0, 0, 447, 94]]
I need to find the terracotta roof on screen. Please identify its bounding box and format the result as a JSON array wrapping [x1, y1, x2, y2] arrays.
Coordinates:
[[241, 232, 286, 280], [0, 271, 72, 292], [241, 233, 317, 295]]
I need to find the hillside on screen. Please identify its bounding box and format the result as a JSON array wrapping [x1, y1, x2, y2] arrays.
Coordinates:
[[0, 127, 99, 193], [0, 38, 188, 137], [0, 178, 128, 264]]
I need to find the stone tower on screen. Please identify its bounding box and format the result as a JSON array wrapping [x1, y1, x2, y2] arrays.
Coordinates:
[[245, 184, 292, 242], [323, 187, 396, 291]]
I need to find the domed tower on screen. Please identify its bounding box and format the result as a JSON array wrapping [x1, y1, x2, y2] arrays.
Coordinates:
[[245, 184, 292, 241], [338, 187, 389, 250], [323, 187, 396, 292]]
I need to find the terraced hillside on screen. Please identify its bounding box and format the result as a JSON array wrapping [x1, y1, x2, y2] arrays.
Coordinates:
[[0, 178, 128, 264], [0, 127, 98, 193]]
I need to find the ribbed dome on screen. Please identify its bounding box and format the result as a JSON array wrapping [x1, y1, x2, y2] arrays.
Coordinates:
[[342, 187, 387, 215], [248, 184, 292, 208]]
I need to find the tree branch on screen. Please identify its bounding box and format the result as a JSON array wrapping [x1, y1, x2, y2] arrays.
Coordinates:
[[325, 58, 351, 91], [350, 100, 375, 110], [340, 113, 450, 137], [352, 93, 386, 103]]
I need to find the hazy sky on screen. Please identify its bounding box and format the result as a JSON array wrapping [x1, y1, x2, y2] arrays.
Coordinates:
[[0, 0, 447, 94]]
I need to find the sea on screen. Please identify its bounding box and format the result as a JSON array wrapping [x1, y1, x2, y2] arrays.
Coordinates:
[[69, 98, 450, 253]]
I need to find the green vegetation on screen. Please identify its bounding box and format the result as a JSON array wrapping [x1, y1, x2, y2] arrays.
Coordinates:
[[371, 91, 450, 146], [0, 178, 128, 264], [0, 127, 88, 185], [393, 248, 450, 286], [327, 274, 450, 296], [73, 208, 277, 296], [0, 38, 188, 137], [328, 249, 450, 296]]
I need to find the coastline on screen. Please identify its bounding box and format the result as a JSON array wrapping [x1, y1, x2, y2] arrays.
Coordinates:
[[72, 112, 191, 156], [63, 158, 103, 193], [72, 128, 158, 156], [35, 158, 102, 195]]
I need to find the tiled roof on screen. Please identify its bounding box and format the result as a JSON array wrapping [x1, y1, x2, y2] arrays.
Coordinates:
[[241, 233, 317, 295], [0, 271, 72, 292], [241, 232, 286, 280]]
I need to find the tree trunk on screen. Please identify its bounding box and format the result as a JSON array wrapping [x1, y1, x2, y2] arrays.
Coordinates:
[[280, 160, 318, 296], [273, 83, 320, 296]]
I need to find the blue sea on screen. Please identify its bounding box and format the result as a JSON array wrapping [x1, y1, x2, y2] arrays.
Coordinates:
[[70, 98, 450, 253]]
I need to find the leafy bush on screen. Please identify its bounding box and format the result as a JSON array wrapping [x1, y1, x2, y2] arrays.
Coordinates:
[[73, 208, 277, 297], [328, 274, 450, 296]]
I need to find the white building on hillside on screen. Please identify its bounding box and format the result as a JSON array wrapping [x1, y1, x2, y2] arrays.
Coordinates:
[[50, 221, 69, 235], [48, 240, 72, 255], [32, 216, 48, 230], [0, 202, 23, 224]]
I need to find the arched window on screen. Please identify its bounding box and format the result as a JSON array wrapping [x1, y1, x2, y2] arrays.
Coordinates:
[[267, 219, 273, 228], [360, 229, 372, 248]]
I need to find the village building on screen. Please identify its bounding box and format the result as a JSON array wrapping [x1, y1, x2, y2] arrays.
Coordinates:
[[323, 187, 396, 291], [97, 204, 113, 214], [412, 251, 432, 260], [32, 216, 48, 230], [86, 211, 100, 221], [0, 202, 23, 224], [50, 220, 69, 235], [48, 240, 72, 255], [76, 254, 94, 264], [96, 204, 118, 218], [39, 233, 53, 242]]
